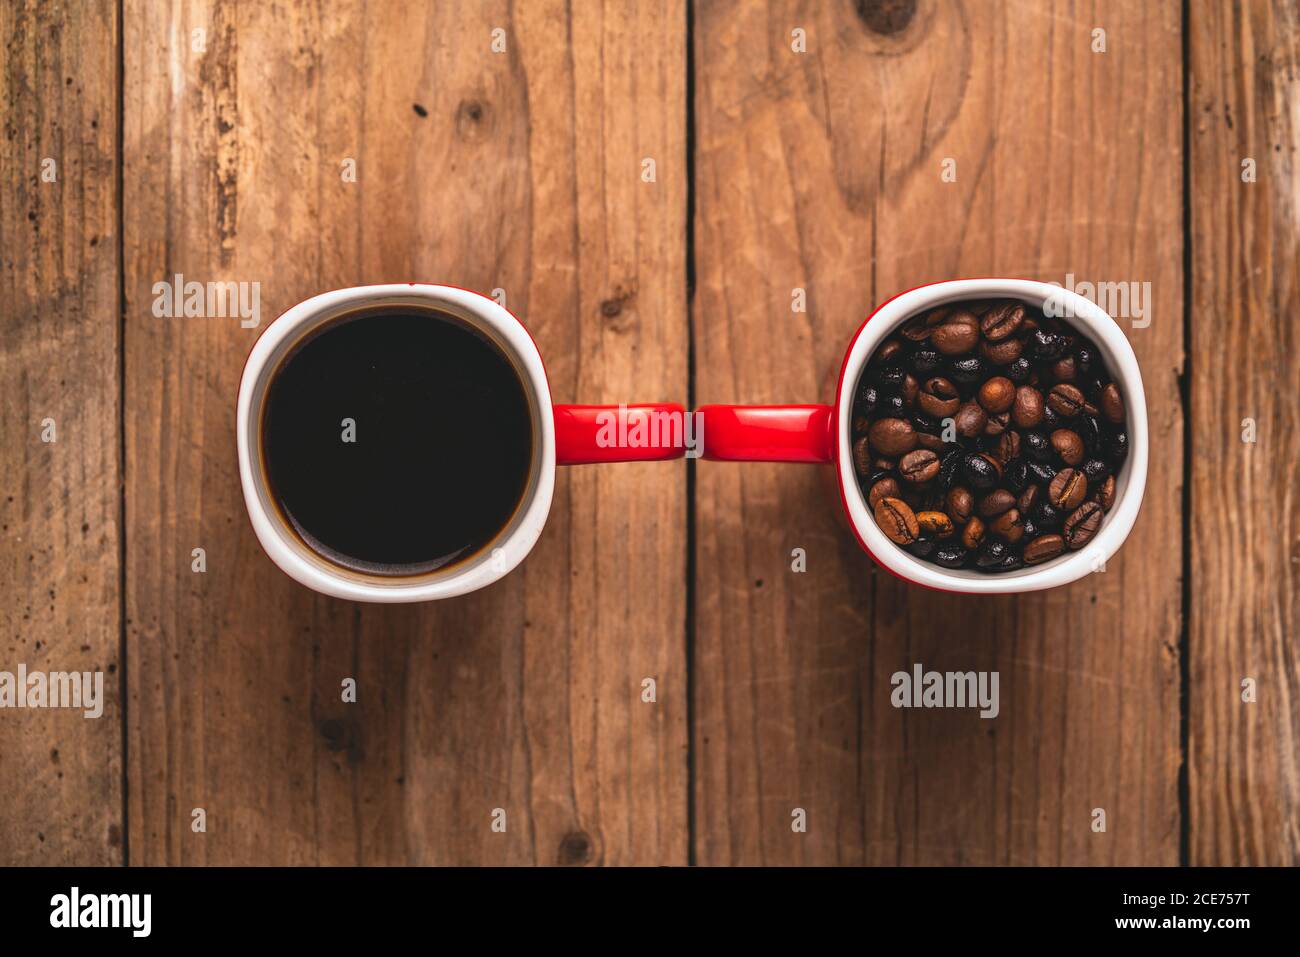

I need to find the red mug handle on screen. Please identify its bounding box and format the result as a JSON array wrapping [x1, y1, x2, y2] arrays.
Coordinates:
[[553, 403, 688, 465], [697, 405, 835, 463]]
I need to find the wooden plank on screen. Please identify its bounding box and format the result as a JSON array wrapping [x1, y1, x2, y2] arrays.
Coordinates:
[[1188, 0, 1300, 865], [692, 0, 1183, 864], [123, 0, 687, 864], [0, 0, 122, 864]]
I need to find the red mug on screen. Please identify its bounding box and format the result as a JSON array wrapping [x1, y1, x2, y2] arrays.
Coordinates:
[[697, 279, 1148, 594]]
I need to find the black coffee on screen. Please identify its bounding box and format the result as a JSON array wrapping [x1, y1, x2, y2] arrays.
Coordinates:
[[261, 308, 533, 575]]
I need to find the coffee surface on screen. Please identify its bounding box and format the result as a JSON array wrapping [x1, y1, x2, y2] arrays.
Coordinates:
[[262, 309, 532, 574]]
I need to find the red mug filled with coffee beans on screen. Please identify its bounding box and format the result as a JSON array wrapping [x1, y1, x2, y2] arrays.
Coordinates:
[[697, 279, 1148, 594]]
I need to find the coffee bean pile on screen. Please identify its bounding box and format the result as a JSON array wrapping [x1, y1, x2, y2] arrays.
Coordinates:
[[851, 299, 1129, 572]]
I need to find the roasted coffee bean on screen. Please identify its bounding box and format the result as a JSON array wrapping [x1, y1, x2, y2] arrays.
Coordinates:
[[1107, 429, 1129, 462], [1063, 501, 1103, 549], [868, 476, 900, 509], [909, 348, 943, 376], [900, 317, 932, 341], [1031, 329, 1069, 360], [910, 411, 940, 434], [869, 418, 917, 457], [923, 305, 953, 326], [1082, 458, 1109, 482], [1012, 386, 1045, 429], [995, 430, 1021, 463], [874, 456, 897, 473], [901, 485, 927, 510], [1027, 460, 1057, 485], [983, 411, 1011, 437], [990, 508, 1025, 543], [905, 536, 937, 558], [1004, 457, 1030, 493], [979, 489, 1016, 517], [934, 545, 968, 568], [1077, 414, 1103, 454], [953, 401, 987, 439], [856, 383, 879, 414], [916, 431, 947, 452], [874, 497, 919, 545], [874, 339, 903, 365], [1023, 533, 1065, 564], [975, 538, 1009, 568], [873, 365, 908, 390], [853, 414, 871, 435], [931, 311, 981, 355], [978, 376, 1016, 414], [1095, 475, 1116, 511], [1017, 484, 1040, 513], [1033, 501, 1063, 530], [881, 393, 906, 416], [1005, 356, 1033, 383], [899, 449, 941, 483], [1051, 355, 1077, 382], [979, 336, 1022, 365], [961, 516, 986, 550], [1051, 428, 1084, 465], [946, 486, 974, 524], [1024, 429, 1053, 462], [916, 511, 955, 537], [999, 552, 1025, 571], [853, 436, 872, 476], [1100, 382, 1125, 423], [918, 376, 961, 418], [938, 448, 964, 488], [979, 301, 1025, 341], [1074, 342, 1096, 374], [948, 355, 986, 386], [1047, 383, 1086, 417], [962, 452, 1001, 490], [901, 373, 919, 406], [1048, 468, 1087, 510]]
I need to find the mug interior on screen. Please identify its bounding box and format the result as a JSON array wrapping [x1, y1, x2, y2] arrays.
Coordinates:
[[835, 279, 1148, 594], [237, 285, 556, 602]]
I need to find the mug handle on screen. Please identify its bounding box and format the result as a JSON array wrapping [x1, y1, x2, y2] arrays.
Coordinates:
[[697, 405, 835, 463], [553, 403, 688, 464]]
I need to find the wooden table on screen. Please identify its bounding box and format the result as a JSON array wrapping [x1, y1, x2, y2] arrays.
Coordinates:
[[2, 0, 1296, 866]]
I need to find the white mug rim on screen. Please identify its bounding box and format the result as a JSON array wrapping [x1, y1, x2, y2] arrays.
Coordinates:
[[834, 278, 1149, 594], [236, 283, 556, 603]]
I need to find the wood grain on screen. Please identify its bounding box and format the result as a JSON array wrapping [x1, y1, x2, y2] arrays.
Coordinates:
[[692, 0, 1183, 864], [1, 0, 1293, 870], [1188, 0, 1300, 865], [0, 0, 122, 864], [123, 0, 687, 864]]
